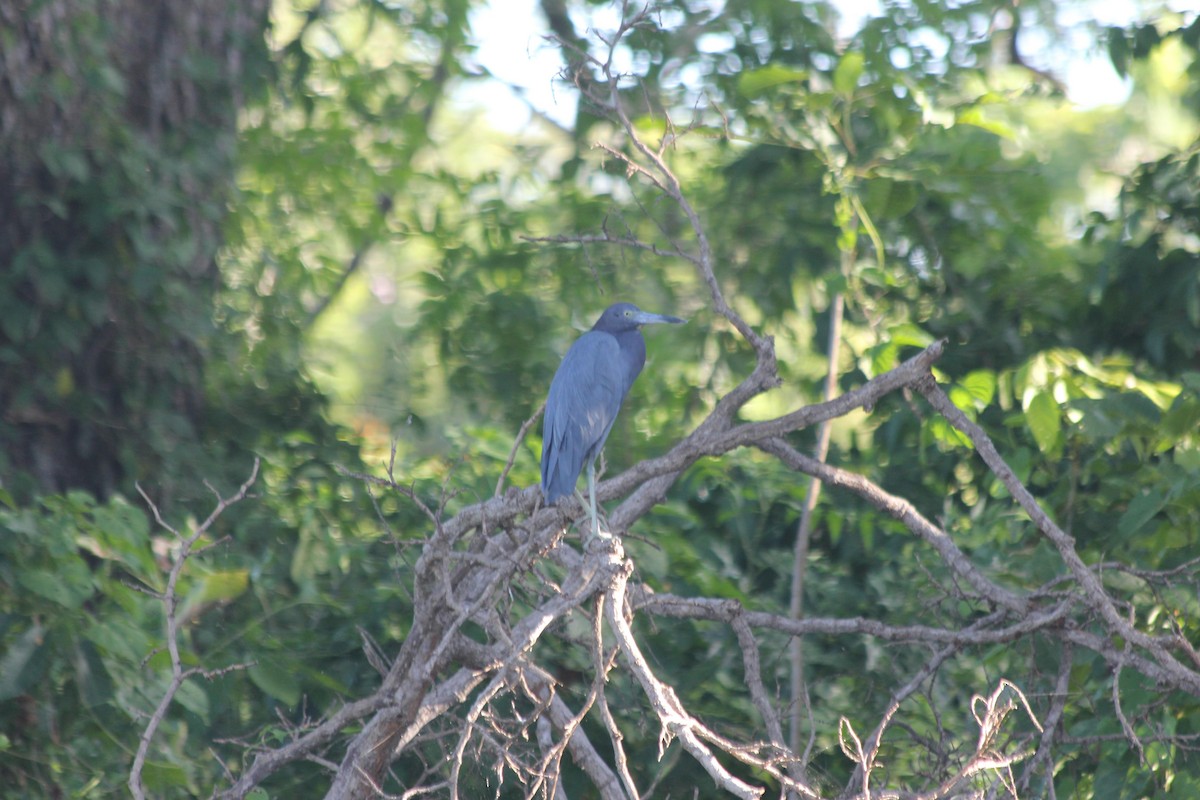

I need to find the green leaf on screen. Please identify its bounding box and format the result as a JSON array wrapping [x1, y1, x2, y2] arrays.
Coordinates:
[[1025, 391, 1061, 454], [1162, 394, 1200, 438], [928, 416, 971, 449], [250, 659, 302, 706], [826, 509, 844, 546], [631, 115, 667, 142], [1118, 488, 1166, 538], [1073, 397, 1124, 440], [0, 623, 46, 700], [86, 617, 152, 663], [80, 500, 159, 585], [198, 569, 250, 602], [955, 106, 1016, 139], [1108, 27, 1130, 76], [19, 564, 93, 609], [833, 51, 865, 96], [889, 323, 935, 349], [72, 640, 114, 708], [737, 64, 808, 98], [142, 760, 190, 791], [948, 386, 978, 418], [959, 370, 997, 408], [863, 178, 919, 220], [836, 221, 858, 253], [1177, 443, 1200, 472], [866, 341, 898, 377], [173, 679, 211, 722], [0, 509, 40, 537]]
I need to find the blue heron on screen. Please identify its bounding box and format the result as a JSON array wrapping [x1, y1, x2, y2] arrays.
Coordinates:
[[540, 302, 685, 536]]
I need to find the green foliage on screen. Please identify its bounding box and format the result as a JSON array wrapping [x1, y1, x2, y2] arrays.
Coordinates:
[[0, 493, 160, 795], [0, 0, 275, 503], [1084, 146, 1200, 372], [0, 1, 428, 793], [3, 0, 1200, 796], [0, 461, 429, 796]]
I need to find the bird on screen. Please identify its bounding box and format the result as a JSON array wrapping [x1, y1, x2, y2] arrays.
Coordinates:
[[540, 301, 685, 537]]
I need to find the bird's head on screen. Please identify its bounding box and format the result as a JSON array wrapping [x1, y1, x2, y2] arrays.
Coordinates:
[[593, 302, 686, 333]]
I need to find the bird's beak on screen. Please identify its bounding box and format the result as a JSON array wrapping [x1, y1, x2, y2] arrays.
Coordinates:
[[632, 310, 686, 326]]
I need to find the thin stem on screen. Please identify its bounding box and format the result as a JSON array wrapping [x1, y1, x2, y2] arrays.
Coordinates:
[[788, 285, 847, 767], [129, 460, 259, 800]]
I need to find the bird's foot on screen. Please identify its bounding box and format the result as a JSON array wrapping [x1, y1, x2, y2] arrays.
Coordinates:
[[583, 526, 620, 557], [588, 515, 614, 542], [588, 511, 613, 541]]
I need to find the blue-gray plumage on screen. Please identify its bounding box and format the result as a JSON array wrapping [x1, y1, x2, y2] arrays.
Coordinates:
[[540, 302, 685, 536]]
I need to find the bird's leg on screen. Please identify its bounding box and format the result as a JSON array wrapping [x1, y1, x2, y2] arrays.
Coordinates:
[[586, 460, 607, 539], [586, 460, 598, 538]]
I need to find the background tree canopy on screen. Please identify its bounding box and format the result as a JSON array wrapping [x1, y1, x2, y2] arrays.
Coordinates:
[[1, 0, 1199, 798]]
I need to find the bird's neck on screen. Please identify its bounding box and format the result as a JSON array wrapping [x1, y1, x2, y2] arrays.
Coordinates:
[[615, 329, 647, 389]]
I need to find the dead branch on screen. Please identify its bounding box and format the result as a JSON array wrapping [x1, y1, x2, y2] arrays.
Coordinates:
[[129, 459, 260, 800]]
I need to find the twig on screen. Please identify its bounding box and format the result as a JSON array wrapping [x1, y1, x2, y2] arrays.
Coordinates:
[[789, 278, 847, 772], [497, 403, 544, 498], [916, 378, 1200, 696], [849, 644, 957, 796], [914, 680, 1043, 800], [1112, 646, 1146, 765], [635, 591, 1072, 646], [524, 662, 630, 800], [760, 437, 1026, 613], [590, 592, 640, 800], [1021, 642, 1072, 798], [604, 549, 765, 800], [129, 459, 260, 800]]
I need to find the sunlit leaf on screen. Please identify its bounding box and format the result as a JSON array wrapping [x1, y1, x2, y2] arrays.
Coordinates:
[[955, 107, 1016, 139], [929, 416, 971, 449], [948, 386, 978, 417], [198, 570, 250, 603], [1025, 391, 1061, 454], [866, 341, 899, 377], [833, 51, 865, 96], [889, 323, 935, 349], [737, 64, 808, 98], [959, 370, 996, 408]]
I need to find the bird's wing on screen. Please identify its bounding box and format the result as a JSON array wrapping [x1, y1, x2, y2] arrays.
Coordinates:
[[541, 333, 626, 502]]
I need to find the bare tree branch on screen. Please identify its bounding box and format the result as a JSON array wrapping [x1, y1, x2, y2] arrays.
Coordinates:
[[916, 377, 1200, 696], [130, 459, 260, 800], [603, 548, 774, 800]]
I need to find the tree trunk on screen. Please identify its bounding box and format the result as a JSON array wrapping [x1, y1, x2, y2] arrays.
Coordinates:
[[0, 0, 268, 498]]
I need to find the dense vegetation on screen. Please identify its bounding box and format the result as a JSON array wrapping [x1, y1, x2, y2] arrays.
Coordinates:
[[1, 0, 1198, 797]]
